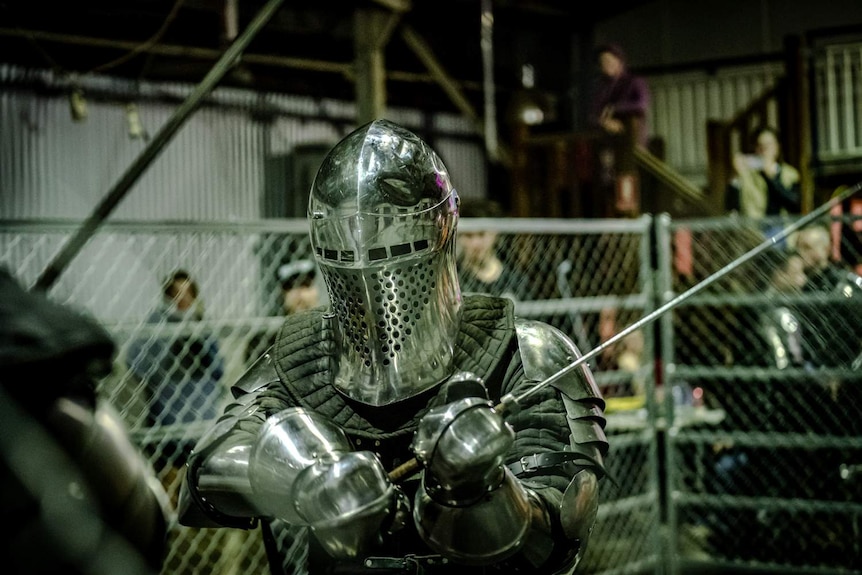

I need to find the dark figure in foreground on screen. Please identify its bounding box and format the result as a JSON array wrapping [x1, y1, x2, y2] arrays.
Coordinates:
[[178, 120, 609, 574], [0, 268, 169, 575]]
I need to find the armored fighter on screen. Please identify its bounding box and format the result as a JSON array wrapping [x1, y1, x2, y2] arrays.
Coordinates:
[[178, 119, 609, 574]]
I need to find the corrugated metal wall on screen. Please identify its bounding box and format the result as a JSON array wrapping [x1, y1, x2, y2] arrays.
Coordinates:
[[815, 42, 862, 160], [0, 65, 487, 222], [3, 41, 858, 223], [647, 41, 862, 185]]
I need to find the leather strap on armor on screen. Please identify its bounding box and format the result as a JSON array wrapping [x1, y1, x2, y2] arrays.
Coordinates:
[[508, 450, 606, 479]]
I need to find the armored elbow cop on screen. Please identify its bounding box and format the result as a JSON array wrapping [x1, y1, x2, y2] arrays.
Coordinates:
[[415, 466, 539, 565]]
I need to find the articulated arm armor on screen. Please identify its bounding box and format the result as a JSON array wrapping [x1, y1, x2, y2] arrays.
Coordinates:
[[410, 320, 608, 572], [250, 408, 409, 558], [178, 353, 275, 528], [411, 390, 536, 565], [180, 319, 607, 573], [178, 352, 408, 559]]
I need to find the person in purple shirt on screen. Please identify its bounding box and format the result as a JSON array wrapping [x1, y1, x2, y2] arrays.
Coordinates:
[[583, 43, 651, 217], [588, 43, 651, 147]]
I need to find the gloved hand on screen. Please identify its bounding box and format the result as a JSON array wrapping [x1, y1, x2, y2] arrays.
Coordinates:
[[411, 396, 515, 506], [249, 408, 408, 559], [293, 450, 409, 559], [410, 376, 538, 563]]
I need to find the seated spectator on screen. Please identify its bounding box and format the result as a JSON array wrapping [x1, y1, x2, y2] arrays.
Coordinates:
[[729, 126, 800, 220], [126, 269, 225, 506], [277, 259, 322, 315], [794, 223, 862, 368], [751, 248, 810, 370], [127, 269, 225, 428], [456, 197, 529, 301], [245, 259, 323, 364]]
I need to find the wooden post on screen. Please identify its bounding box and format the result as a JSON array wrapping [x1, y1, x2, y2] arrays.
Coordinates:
[[784, 34, 815, 213], [614, 118, 640, 217], [509, 122, 531, 217], [354, 8, 389, 124], [706, 120, 730, 210]]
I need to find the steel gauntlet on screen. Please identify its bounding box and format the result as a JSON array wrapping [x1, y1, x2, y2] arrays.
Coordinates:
[[249, 408, 408, 560], [411, 395, 535, 565]]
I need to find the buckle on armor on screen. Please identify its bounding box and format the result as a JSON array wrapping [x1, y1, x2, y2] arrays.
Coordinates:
[[519, 454, 540, 473]]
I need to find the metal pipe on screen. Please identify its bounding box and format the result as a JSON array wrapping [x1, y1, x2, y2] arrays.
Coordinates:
[[480, 0, 499, 162], [32, 0, 286, 292]]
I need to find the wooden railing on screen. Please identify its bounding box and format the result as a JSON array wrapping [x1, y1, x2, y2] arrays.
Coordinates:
[[509, 125, 714, 219], [634, 145, 715, 216]]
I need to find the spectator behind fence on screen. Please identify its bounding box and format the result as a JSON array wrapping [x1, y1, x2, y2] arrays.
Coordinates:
[[277, 259, 322, 315], [729, 126, 800, 220], [704, 250, 809, 561], [456, 197, 530, 302], [1, 267, 169, 575], [758, 249, 809, 369], [244, 259, 323, 364], [793, 224, 862, 369], [126, 269, 225, 506], [706, 246, 862, 565], [127, 269, 225, 429]]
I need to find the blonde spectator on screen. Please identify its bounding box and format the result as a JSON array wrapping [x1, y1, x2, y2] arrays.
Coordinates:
[[731, 127, 800, 219]]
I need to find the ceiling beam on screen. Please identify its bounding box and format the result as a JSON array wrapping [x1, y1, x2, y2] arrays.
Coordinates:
[[0, 26, 483, 90], [400, 24, 510, 166], [32, 0, 287, 291], [400, 25, 480, 131]]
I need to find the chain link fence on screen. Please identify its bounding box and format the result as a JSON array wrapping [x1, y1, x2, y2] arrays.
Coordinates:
[[468, 216, 662, 575], [658, 208, 862, 574], [2, 208, 861, 574]]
